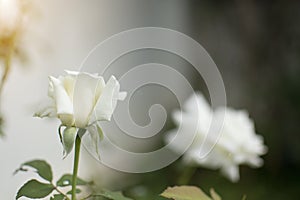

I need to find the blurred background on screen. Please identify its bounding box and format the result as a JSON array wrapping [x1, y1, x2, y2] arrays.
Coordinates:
[[0, 0, 299, 199]]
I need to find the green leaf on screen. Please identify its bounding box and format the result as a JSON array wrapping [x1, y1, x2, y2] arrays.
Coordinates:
[[16, 179, 55, 199], [94, 189, 133, 200], [50, 194, 65, 200], [161, 186, 212, 200], [210, 189, 221, 200], [16, 160, 53, 182], [62, 127, 77, 158], [56, 174, 88, 187]]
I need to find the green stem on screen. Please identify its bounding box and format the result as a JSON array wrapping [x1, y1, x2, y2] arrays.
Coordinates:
[[53, 184, 70, 200], [177, 166, 197, 185], [71, 134, 81, 200]]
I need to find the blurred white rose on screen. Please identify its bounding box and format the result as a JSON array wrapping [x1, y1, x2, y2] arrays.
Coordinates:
[[167, 93, 267, 182], [0, 0, 20, 35]]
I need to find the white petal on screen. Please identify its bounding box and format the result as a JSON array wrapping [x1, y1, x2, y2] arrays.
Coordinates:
[[65, 70, 101, 79], [172, 110, 182, 125], [94, 77, 105, 102], [247, 156, 264, 167], [72, 73, 104, 128], [185, 93, 212, 116], [48, 79, 54, 98], [49, 76, 73, 114], [93, 76, 121, 122], [222, 164, 239, 182], [64, 71, 105, 100], [49, 76, 74, 126], [65, 70, 79, 76], [118, 91, 127, 100], [62, 75, 76, 98], [111, 77, 120, 110]]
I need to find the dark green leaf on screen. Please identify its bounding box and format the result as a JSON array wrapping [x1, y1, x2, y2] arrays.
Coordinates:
[[94, 189, 133, 200], [50, 194, 65, 200], [56, 174, 88, 187], [16, 179, 54, 199], [18, 160, 53, 182]]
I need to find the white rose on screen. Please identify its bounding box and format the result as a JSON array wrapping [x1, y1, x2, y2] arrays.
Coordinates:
[[35, 70, 126, 127], [35, 70, 126, 156], [166, 93, 267, 182]]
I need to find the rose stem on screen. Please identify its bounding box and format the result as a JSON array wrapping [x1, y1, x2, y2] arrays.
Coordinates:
[[177, 166, 197, 185], [71, 134, 81, 200]]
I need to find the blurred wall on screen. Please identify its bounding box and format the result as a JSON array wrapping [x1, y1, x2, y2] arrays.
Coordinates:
[[0, 0, 191, 198]]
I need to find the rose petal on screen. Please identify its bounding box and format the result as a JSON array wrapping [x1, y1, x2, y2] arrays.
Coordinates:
[[118, 91, 127, 100], [93, 76, 121, 122], [65, 70, 100, 79], [221, 164, 239, 182], [49, 76, 74, 126], [72, 73, 104, 128]]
